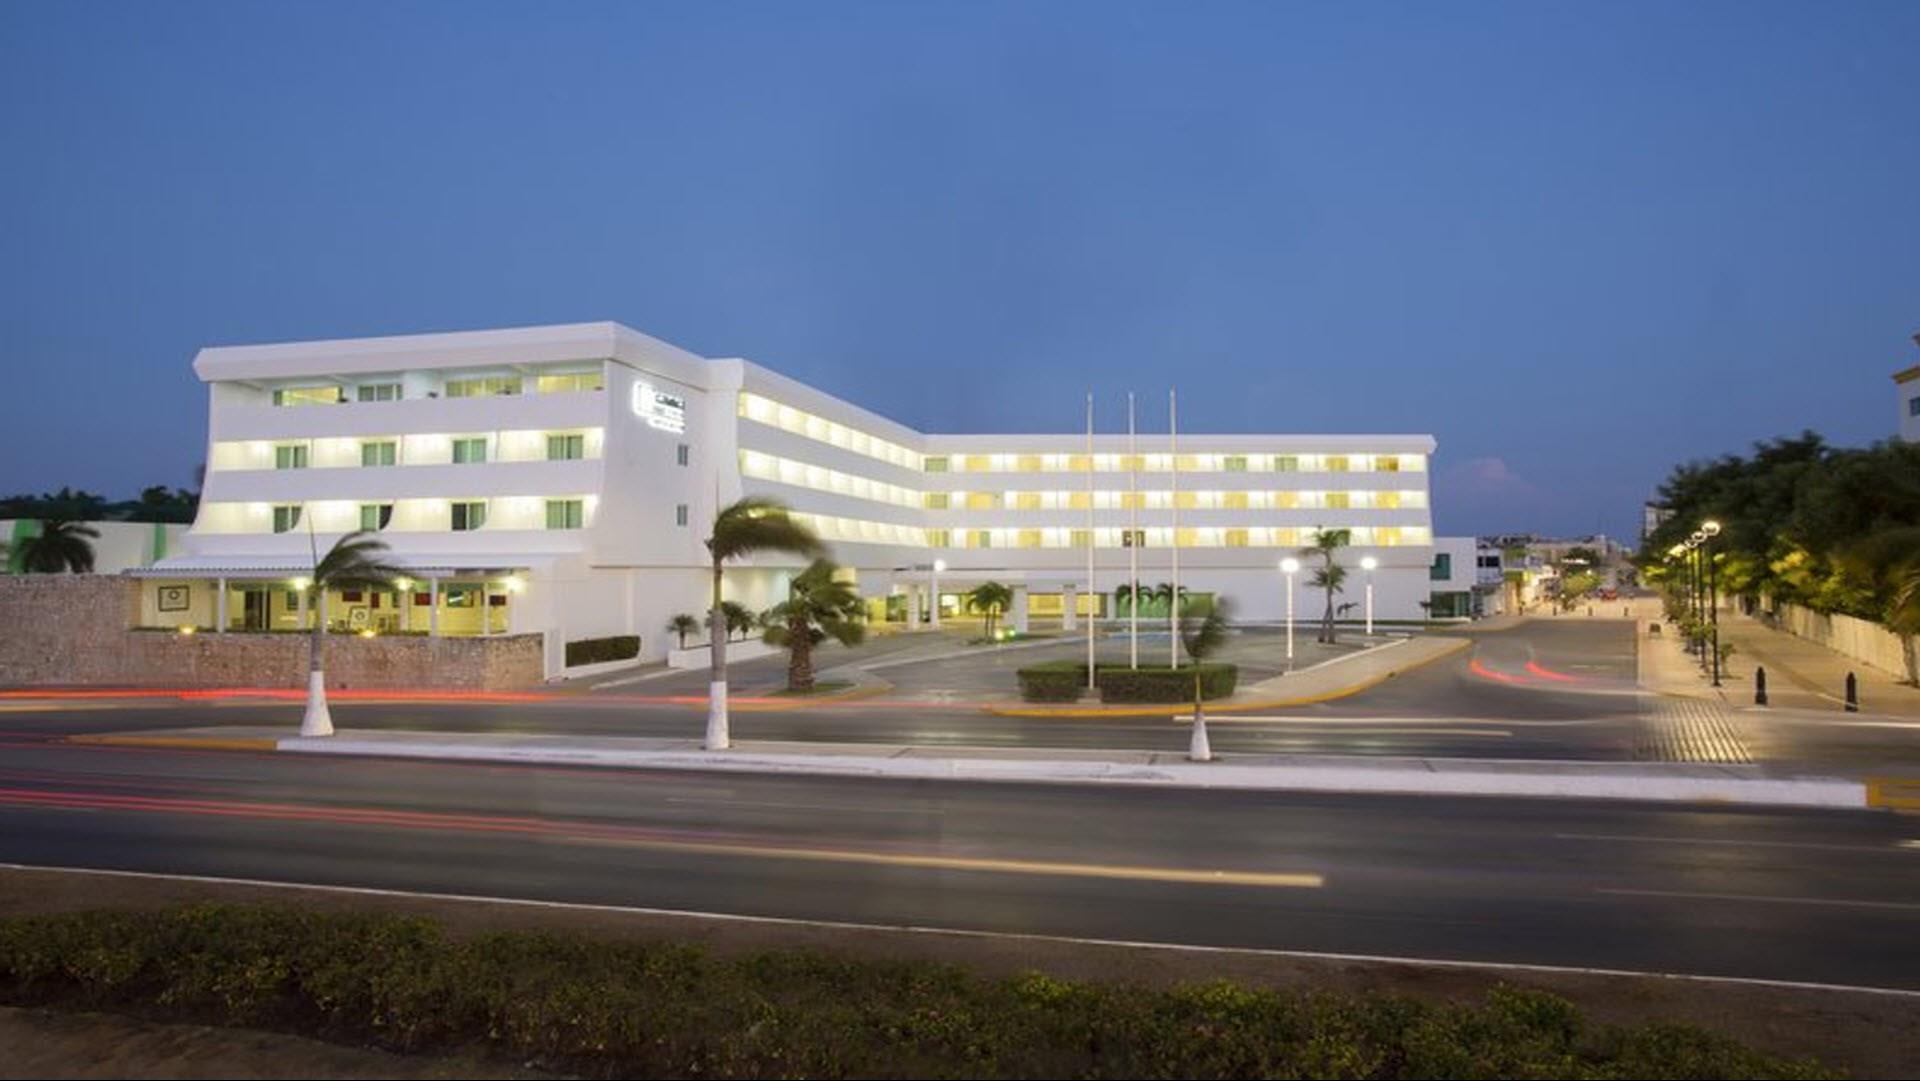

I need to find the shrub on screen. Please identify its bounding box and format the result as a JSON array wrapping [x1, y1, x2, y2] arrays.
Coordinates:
[[0, 905, 1837, 1079], [1098, 663, 1238, 703], [1017, 660, 1086, 701], [564, 635, 640, 667]]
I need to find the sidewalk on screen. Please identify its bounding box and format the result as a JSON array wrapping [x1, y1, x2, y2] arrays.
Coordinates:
[[985, 634, 1470, 717], [69, 724, 1908, 811], [1715, 610, 1920, 717]]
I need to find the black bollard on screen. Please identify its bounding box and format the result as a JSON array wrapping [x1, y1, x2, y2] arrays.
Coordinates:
[[1845, 671, 1859, 713], [1754, 666, 1768, 707]]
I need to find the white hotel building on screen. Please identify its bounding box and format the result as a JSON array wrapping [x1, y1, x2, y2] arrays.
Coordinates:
[[141, 322, 1457, 677]]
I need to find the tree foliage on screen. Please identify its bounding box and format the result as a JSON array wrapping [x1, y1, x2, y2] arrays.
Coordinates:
[[762, 558, 866, 690]]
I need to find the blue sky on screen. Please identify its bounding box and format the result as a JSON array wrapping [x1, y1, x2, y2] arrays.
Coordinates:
[[3, 1, 1916, 541]]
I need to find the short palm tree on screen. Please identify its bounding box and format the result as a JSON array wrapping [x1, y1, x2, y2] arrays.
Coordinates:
[[1114, 582, 1137, 618], [717, 600, 756, 641], [299, 530, 405, 738], [18, 519, 100, 574], [668, 613, 700, 650], [704, 497, 823, 749], [1181, 598, 1232, 762], [968, 581, 1014, 639], [1300, 527, 1351, 644], [763, 558, 867, 691]]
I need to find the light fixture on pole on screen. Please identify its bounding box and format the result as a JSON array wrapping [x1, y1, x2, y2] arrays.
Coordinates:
[[1689, 530, 1707, 665], [1127, 391, 1139, 670], [931, 558, 946, 630], [1085, 391, 1096, 691], [1702, 520, 1722, 685], [1280, 556, 1300, 665], [1360, 556, 1378, 636]]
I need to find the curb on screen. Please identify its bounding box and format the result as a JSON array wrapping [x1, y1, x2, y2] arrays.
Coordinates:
[[983, 638, 1472, 718], [66, 733, 279, 752]]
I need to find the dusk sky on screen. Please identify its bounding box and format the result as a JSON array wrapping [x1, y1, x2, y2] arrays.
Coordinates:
[[3, 1, 1917, 542]]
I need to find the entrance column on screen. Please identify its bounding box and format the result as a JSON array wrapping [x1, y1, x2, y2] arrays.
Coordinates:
[[1011, 585, 1030, 634], [906, 586, 922, 630], [1062, 584, 1077, 631], [428, 577, 440, 638], [294, 583, 308, 631], [215, 577, 228, 633]]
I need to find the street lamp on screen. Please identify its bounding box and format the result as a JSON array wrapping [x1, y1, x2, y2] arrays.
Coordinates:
[[1701, 520, 1722, 685], [1360, 555, 1378, 636], [1280, 556, 1300, 665], [931, 559, 946, 630]]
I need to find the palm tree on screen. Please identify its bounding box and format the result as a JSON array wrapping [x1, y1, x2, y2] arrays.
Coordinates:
[[1300, 527, 1351, 645], [18, 520, 100, 574], [967, 581, 1014, 640], [762, 558, 867, 691], [1181, 598, 1233, 762], [722, 600, 755, 641], [668, 613, 699, 650], [704, 497, 823, 749], [1114, 582, 1137, 618], [299, 530, 405, 738]]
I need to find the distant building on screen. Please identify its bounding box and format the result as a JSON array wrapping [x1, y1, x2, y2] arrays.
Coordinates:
[[1642, 501, 1672, 545], [2, 520, 187, 574], [1896, 333, 1920, 442]]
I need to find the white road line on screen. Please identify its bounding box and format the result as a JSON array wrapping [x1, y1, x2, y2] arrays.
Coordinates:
[[1, 862, 1914, 997], [1557, 832, 1913, 855], [1194, 714, 1602, 728], [591, 667, 691, 690], [1598, 887, 1920, 912]]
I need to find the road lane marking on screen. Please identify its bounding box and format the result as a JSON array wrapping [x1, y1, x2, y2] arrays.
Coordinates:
[[0, 787, 1320, 889], [0, 862, 1913, 997], [1598, 888, 1920, 912], [1557, 832, 1914, 855]]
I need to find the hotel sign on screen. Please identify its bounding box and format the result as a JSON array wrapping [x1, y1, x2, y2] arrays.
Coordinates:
[[632, 381, 687, 433]]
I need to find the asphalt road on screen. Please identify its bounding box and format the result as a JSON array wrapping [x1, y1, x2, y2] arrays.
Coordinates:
[[0, 733, 1915, 989]]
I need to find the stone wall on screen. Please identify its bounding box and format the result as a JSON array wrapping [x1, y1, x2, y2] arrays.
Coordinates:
[[0, 576, 544, 690], [1763, 598, 1914, 681]]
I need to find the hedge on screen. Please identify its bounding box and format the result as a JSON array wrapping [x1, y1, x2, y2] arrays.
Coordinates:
[[1016, 661, 1239, 703], [0, 905, 1833, 1079], [564, 634, 640, 667]]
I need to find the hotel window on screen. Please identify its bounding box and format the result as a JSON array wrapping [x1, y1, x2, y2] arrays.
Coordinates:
[[356, 383, 402, 402], [1224, 455, 1248, 472], [445, 376, 521, 398], [1910, 398, 1920, 417], [1325, 455, 1350, 472], [1120, 528, 1146, 548], [443, 586, 477, 608], [271, 505, 302, 533], [1069, 528, 1092, 549], [535, 371, 604, 394], [971, 530, 993, 549], [1430, 553, 1452, 581], [923, 456, 949, 473], [1018, 529, 1043, 549], [271, 386, 340, 407], [360, 441, 397, 467], [451, 501, 487, 531], [965, 491, 999, 510], [676, 503, 688, 527], [1376, 455, 1401, 472], [545, 499, 584, 530], [546, 434, 584, 461], [1273, 455, 1299, 472], [677, 443, 689, 466], [1326, 491, 1351, 509], [359, 503, 393, 531], [1014, 492, 1043, 510], [452, 437, 487, 464], [1225, 528, 1250, 547], [925, 492, 950, 509], [927, 529, 951, 547], [274, 444, 308, 470], [1376, 490, 1402, 509]]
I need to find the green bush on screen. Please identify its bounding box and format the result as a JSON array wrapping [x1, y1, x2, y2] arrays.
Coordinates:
[[0, 905, 1835, 1079], [1099, 663, 1238, 703], [564, 634, 640, 667], [1016, 660, 1087, 701]]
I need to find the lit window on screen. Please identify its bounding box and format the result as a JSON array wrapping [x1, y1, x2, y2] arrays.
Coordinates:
[[545, 499, 584, 530], [1376, 456, 1400, 472], [1273, 455, 1299, 472], [1224, 455, 1248, 472], [546, 434, 584, 461], [271, 386, 340, 407], [924, 456, 949, 473], [452, 437, 487, 464], [271, 505, 302, 533], [1326, 492, 1351, 509], [1325, 455, 1350, 472], [445, 376, 522, 398], [536, 371, 604, 394], [360, 441, 397, 467], [274, 445, 308, 470], [359, 503, 393, 531], [356, 383, 402, 402], [925, 492, 950, 509], [451, 501, 487, 531]]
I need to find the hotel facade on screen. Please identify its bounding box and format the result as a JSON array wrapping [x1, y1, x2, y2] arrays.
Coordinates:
[[139, 322, 1453, 678]]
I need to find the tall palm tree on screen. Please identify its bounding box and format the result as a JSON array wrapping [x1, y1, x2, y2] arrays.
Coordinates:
[[299, 530, 405, 738], [18, 520, 100, 574], [967, 581, 1014, 639], [1300, 527, 1351, 645], [1180, 599, 1232, 762], [668, 613, 700, 650], [705, 497, 823, 749], [762, 558, 867, 691]]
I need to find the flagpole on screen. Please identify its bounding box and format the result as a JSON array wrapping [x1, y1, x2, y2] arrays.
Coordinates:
[[1128, 391, 1138, 670], [1085, 390, 1096, 691], [1169, 387, 1179, 667]]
